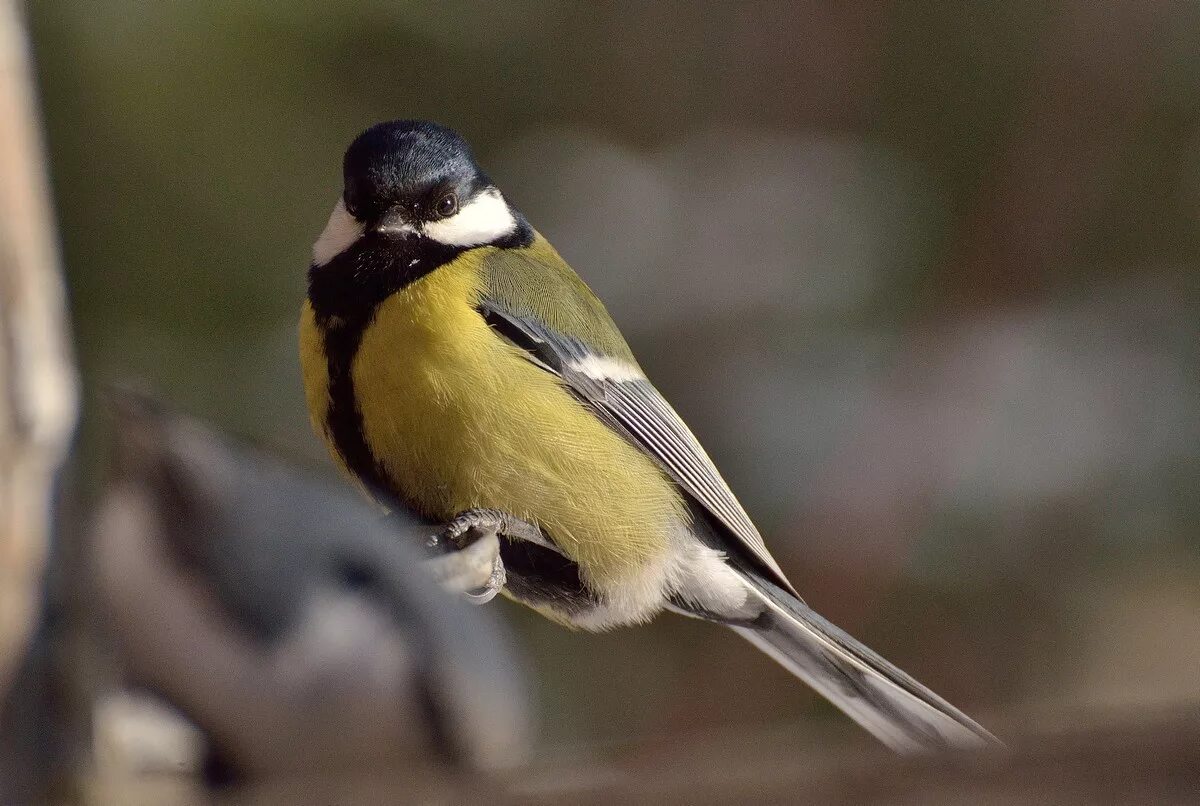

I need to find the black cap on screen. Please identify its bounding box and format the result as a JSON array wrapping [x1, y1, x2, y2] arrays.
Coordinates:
[[342, 120, 486, 221]]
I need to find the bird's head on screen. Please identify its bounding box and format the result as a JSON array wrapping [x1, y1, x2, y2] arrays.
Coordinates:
[[313, 121, 524, 266]]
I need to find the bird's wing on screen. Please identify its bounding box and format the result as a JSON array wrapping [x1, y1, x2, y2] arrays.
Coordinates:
[[476, 299, 797, 595]]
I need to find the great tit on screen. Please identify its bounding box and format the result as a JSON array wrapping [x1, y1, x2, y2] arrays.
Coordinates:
[[299, 120, 999, 753]]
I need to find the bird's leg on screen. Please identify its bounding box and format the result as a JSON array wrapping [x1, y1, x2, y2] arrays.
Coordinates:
[[421, 509, 543, 605]]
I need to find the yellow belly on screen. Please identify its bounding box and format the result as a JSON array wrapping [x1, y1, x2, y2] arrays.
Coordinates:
[[300, 253, 684, 592]]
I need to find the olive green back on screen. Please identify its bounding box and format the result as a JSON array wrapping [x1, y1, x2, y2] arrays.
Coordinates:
[[475, 233, 638, 364]]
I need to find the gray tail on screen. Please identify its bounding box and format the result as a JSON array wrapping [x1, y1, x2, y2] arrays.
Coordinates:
[[733, 573, 1001, 753]]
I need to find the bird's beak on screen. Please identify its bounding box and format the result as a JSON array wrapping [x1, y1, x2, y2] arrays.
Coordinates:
[[371, 208, 420, 239]]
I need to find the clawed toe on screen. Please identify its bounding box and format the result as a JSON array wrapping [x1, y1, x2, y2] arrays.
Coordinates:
[[463, 549, 506, 604], [422, 508, 550, 603], [442, 508, 507, 547], [421, 523, 503, 601], [421, 509, 513, 603]]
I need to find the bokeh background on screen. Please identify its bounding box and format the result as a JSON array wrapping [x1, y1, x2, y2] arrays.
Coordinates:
[[28, 1, 1200, 753]]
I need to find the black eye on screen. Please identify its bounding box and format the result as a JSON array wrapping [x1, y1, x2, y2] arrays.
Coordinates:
[[435, 192, 458, 218]]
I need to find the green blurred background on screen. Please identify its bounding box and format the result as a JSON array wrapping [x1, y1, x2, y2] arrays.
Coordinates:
[[29, 1, 1200, 751]]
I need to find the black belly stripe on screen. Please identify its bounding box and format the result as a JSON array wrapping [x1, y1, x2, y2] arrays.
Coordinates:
[[308, 233, 466, 508], [308, 221, 536, 507], [320, 316, 398, 504]]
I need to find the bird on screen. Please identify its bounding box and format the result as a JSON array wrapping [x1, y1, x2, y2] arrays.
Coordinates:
[[298, 120, 1000, 753]]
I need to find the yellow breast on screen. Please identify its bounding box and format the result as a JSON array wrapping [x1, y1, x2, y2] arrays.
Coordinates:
[[299, 252, 684, 591]]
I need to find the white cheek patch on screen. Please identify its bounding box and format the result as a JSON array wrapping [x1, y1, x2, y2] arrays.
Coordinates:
[[312, 199, 364, 266], [568, 354, 645, 383], [422, 188, 517, 247]]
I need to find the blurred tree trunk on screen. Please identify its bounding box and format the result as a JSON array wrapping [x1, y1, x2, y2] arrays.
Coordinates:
[[0, 0, 77, 698]]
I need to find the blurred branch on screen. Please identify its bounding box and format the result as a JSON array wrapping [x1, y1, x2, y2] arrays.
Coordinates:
[[89, 399, 529, 791], [0, 0, 78, 699]]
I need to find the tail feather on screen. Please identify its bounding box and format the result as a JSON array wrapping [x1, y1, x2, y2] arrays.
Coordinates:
[[734, 574, 1001, 753]]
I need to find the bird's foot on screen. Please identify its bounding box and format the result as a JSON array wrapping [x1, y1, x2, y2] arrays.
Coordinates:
[[442, 508, 546, 548], [422, 509, 540, 604]]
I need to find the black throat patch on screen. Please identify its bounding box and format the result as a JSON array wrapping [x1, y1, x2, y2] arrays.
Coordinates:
[[307, 234, 464, 508]]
